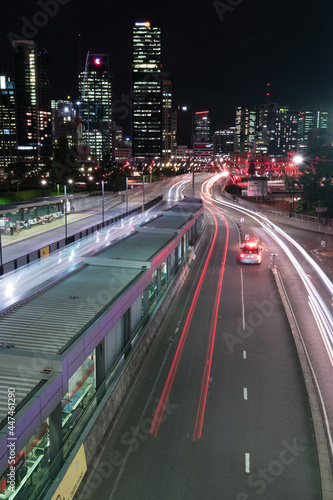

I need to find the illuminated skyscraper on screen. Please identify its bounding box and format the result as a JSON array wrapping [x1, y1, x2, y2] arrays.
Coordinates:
[[194, 110, 210, 143], [132, 21, 163, 158], [51, 99, 80, 147], [213, 128, 235, 157], [235, 106, 256, 152], [0, 75, 16, 169], [79, 53, 112, 161], [193, 111, 212, 163], [162, 79, 173, 161], [12, 40, 52, 164], [297, 106, 328, 151]]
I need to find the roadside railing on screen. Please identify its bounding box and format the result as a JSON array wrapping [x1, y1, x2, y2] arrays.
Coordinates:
[[220, 189, 333, 235]]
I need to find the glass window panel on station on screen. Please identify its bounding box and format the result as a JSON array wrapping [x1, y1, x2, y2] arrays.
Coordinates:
[[37, 204, 49, 217], [148, 270, 158, 305], [105, 318, 124, 374], [23, 206, 37, 220], [61, 351, 95, 442], [160, 261, 167, 287], [0, 419, 50, 499]]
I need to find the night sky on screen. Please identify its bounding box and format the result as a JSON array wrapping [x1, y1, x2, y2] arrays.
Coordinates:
[[1, 0, 333, 134]]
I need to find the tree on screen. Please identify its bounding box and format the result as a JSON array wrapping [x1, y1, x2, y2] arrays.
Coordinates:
[[50, 136, 77, 185], [297, 147, 333, 216], [248, 161, 255, 176]]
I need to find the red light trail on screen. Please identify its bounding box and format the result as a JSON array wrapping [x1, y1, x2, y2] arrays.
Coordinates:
[[150, 202, 229, 440], [193, 205, 229, 441]]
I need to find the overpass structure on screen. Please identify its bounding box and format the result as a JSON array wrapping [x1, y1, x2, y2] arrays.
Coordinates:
[[0, 198, 205, 500]]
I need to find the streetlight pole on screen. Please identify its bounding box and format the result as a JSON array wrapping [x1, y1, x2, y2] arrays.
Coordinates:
[[143, 175, 145, 207], [64, 184, 68, 239], [0, 227, 3, 275], [41, 179, 47, 196], [192, 164, 195, 199], [102, 180, 105, 226], [281, 165, 292, 218]]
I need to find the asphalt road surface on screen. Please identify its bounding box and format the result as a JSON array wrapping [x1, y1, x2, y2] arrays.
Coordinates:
[[76, 181, 321, 500]]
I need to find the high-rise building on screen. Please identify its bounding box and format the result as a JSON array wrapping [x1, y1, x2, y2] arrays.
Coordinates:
[[51, 99, 80, 147], [193, 111, 212, 163], [37, 47, 52, 158], [213, 128, 235, 157], [297, 106, 328, 151], [79, 53, 112, 161], [269, 107, 298, 155], [132, 21, 163, 159], [12, 40, 52, 165], [235, 106, 256, 152], [0, 75, 16, 170], [162, 79, 173, 161], [257, 102, 279, 146], [194, 110, 210, 143]]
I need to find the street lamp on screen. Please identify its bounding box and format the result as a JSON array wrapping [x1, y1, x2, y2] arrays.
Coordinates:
[[101, 180, 105, 226], [0, 225, 3, 275], [64, 179, 73, 239], [294, 155, 303, 166], [280, 165, 293, 218], [143, 175, 145, 207], [41, 179, 47, 196]]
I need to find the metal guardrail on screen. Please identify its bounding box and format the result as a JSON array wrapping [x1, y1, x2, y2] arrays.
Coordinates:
[[221, 190, 333, 235]]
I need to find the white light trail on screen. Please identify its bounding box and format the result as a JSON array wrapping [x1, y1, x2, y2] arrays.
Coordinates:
[[202, 176, 333, 366]]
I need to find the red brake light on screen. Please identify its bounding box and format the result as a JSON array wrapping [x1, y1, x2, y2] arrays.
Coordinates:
[[240, 253, 245, 258]]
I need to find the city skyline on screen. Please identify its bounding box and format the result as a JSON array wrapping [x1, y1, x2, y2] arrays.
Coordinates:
[[0, 0, 333, 135]]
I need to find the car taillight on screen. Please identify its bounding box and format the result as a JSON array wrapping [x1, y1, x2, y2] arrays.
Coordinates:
[[239, 253, 245, 258]]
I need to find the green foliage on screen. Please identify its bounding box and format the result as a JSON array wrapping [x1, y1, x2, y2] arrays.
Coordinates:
[[50, 136, 77, 184], [248, 161, 255, 176], [298, 148, 333, 216], [5, 190, 50, 202], [224, 184, 242, 195]]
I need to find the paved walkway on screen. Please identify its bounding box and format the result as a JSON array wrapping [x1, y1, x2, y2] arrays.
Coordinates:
[[1, 210, 98, 247]]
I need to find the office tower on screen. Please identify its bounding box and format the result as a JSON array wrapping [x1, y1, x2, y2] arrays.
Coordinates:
[[0, 75, 16, 169], [213, 128, 235, 157], [132, 21, 163, 158], [257, 102, 278, 145], [269, 107, 298, 155], [79, 53, 112, 161], [235, 106, 256, 152], [194, 110, 210, 143], [176, 104, 193, 148], [297, 106, 328, 151], [162, 80, 173, 161], [37, 48, 52, 158], [193, 111, 212, 163], [12, 40, 52, 165], [51, 99, 80, 147]]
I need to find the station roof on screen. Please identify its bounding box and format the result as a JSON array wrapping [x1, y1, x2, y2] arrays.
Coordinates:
[[0, 198, 203, 431], [0, 263, 143, 355], [0, 199, 202, 357], [0, 367, 45, 427]]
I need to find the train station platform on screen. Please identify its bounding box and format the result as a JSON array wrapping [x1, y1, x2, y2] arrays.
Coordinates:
[[0, 198, 204, 500]]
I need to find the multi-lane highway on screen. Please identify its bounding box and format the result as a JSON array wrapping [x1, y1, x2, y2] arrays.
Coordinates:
[[74, 174, 328, 499], [1, 173, 332, 498]]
